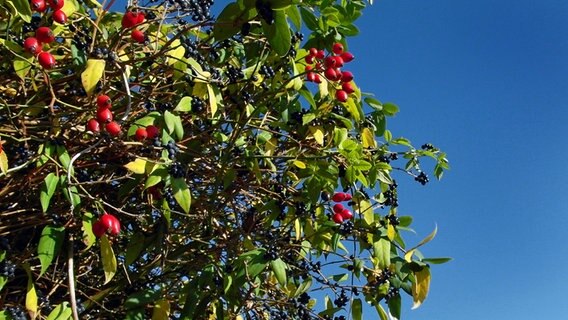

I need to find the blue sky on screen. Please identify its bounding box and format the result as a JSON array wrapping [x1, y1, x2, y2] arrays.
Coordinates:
[[347, 0, 568, 319]]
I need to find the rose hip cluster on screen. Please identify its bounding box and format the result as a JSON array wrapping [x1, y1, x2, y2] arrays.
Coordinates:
[[86, 95, 122, 137], [92, 213, 120, 238], [122, 10, 147, 44], [330, 192, 354, 224], [134, 125, 160, 142], [304, 43, 356, 103], [23, 0, 69, 69]]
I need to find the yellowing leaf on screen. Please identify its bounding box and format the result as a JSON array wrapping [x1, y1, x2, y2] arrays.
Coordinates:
[[293, 160, 306, 169], [309, 126, 324, 145], [124, 158, 148, 174], [0, 150, 8, 174], [81, 59, 105, 96], [207, 84, 218, 116], [166, 39, 185, 65], [361, 127, 377, 148], [152, 299, 171, 320], [387, 224, 396, 241], [100, 235, 117, 284], [25, 266, 38, 317], [265, 137, 278, 156], [358, 200, 374, 226], [61, 0, 77, 17], [14, 55, 33, 80], [405, 225, 438, 262], [411, 267, 431, 309], [404, 249, 415, 263]]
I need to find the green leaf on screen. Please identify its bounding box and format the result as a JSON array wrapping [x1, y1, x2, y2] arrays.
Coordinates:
[[270, 258, 287, 286], [125, 289, 162, 310], [100, 235, 117, 284], [40, 173, 59, 212], [46, 302, 72, 320], [299, 7, 318, 31], [387, 294, 402, 319], [422, 257, 452, 264], [213, 3, 244, 41], [383, 102, 399, 116], [172, 177, 191, 214], [152, 299, 170, 320], [37, 225, 65, 277], [207, 84, 220, 116], [81, 59, 106, 96], [81, 212, 96, 250], [174, 96, 192, 112], [352, 298, 362, 320], [9, 0, 32, 22], [125, 232, 145, 267], [373, 238, 390, 270], [13, 55, 33, 80], [375, 304, 388, 320], [404, 225, 438, 262], [285, 5, 301, 30], [262, 10, 291, 56], [0, 276, 7, 292]]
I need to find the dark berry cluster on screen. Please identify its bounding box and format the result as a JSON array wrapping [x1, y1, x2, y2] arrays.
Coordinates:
[[162, 0, 214, 21], [263, 246, 278, 261], [381, 182, 398, 207], [0, 260, 16, 278], [226, 65, 244, 83], [378, 152, 398, 164], [165, 140, 179, 160], [338, 220, 354, 235], [13, 146, 34, 166], [169, 162, 185, 178], [22, 16, 41, 33], [291, 31, 304, 44], [259, 65, 275, 78], [191, 95, 205, 113], [164, 189, 177, 207], [386, 214, 399, 226], [334, 289, 349, 308], [5, 306, 26, 320], [385, 287, 400, 302], [255, 0, 274, 24], [374, 268, 394, 286], [421, 143, 435, 151], [415, 171, 429, 185]]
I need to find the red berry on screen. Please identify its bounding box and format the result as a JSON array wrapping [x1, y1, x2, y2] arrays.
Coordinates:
[[340, 209, 353, 220], [136, 11, 145, 24], [23, 37, 41, 55], [305, 55, 314, 64], [122, 11, 141, 28], [106, 121, 121, 136], [36, 27, 55, 44], [332, 42, 344, 55], [146, 125, 159, 139], [99, 213, 120, 236], [332, 213, 344, 224], [38, 51, 56, 69], [306, 72, 316, 82], [313, 74, 322, 83], [86, 118, 100, 132], [131, 29, 146, 44], [342, 82, 355, 94], [341, 71, 353, 83], [334, 56, 344, 68], [96, 107, 113, 123], [315, 62, 322, 70], [96, 95, 111, 109], [341, 52, 354, 63], [343, 193, 352, 201], [324, 68, 338, 81], [309, 47, 318, 56], [333, 203, 345, 214], [52, 10, 67, 24], [316, 50, 325, 59], [332, 192, 346, 202], [92, 221, 106, 238], [135, 128, 148, 141], [336, 90, 348, 102], [305, 65, 313, 72], [324, 56, 336, 68], [47, 0, 64, 10], [30, 0, 47, 12]]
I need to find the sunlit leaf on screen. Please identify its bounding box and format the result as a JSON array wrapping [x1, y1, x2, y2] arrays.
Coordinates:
[[352, 298, 362, 320], [152, 299, 170, 320], [46, 302, 72, 320], [124, 158, 148, 174], [172, 177, 191, 214], [100, 235, 117, 284], [38, 225, 65, 276], [81, 59, 106, 96], [361, 127, 377, 148], [270, 258, 287, 286], [0, 150, 8, 174], [411, 267, 431, 309]]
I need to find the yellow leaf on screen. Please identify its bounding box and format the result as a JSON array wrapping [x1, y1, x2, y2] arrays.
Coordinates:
[[387, 224, 396, 241], [404, 249, 415, 263], [152, 299, 170, 320], [124, 158, 147, 174], [318, 80, 328, 97], [100, 235, 117, 284], [0, 150, 8, 174], [26, 270, 38, 317], [61, 0, 77, 18], [207, 84, 218, 116], [345, 97, 361, 122], [293, 160, 306, 169], [166, 39, 185, 65], [411, 267, 431, 309], [265, 137, 277, 156], [361, 127, 377, 148], [81, 59, 105, 96], [294, 218, 302, 241], [358, 200, 374, 226], [309, 126, 324, 145]]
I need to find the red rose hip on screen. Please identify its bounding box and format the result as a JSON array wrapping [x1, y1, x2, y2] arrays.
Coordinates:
[[332, 192, 346, 202], [38, 52, 56, 69], [36, 27, 55, 44], [52, 10, 67, 24], [31, 0, 47, 12], [332, 213, 344, 224], [135, 128, 148, 141], [86, 118, 100, 132], [332, 42, 344, 55], [336, 90, 348, 102], [96, 95, 111, 109], [146, 125, 159, 139], [333, 203, 345, 214], [105, 121, 121, 136], [48, 0, 64, 10], [131, 29, 146, 44], [96, 107, 113, 123], [23, 37, 42, 55]]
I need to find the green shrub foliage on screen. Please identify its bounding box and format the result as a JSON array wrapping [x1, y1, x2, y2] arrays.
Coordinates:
[[0, 0, 450, 319]]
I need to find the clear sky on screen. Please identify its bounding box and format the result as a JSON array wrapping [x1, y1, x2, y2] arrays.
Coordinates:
[[347, 1, 568, 319]]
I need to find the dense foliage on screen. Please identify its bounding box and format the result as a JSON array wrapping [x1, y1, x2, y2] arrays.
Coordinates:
[[0, 0, 450, 319]]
